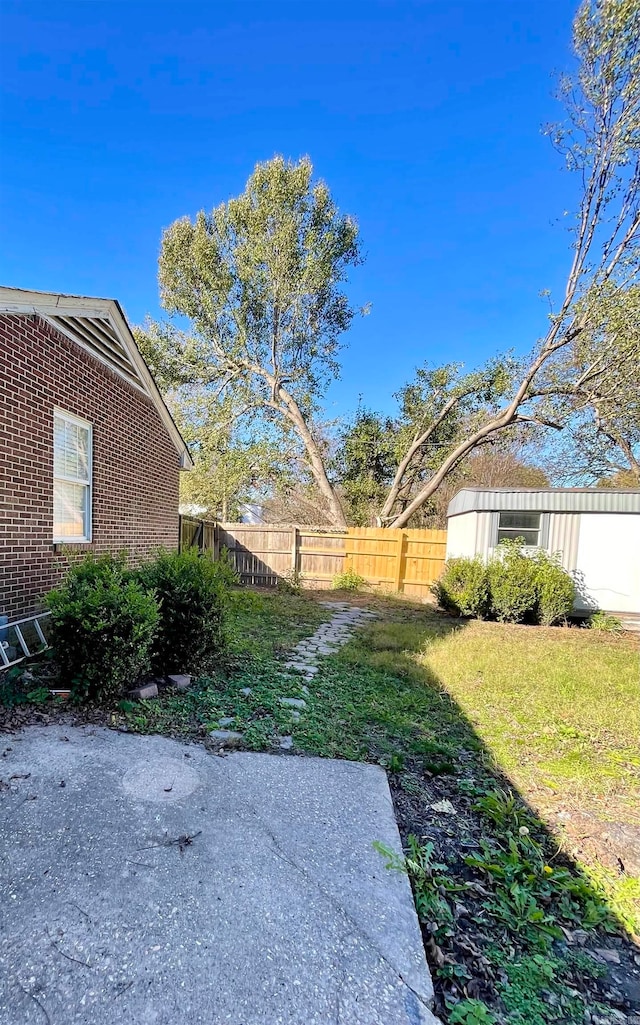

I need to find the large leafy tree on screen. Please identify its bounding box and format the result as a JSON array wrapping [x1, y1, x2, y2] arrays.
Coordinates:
[[173, 390, 291, 520], [378, 0, 640, 527], [337, 391, 549, 527], [335, 409, 397, 526], [150, 156, 362, 527], [377, 360, 517, 525], [546, 284, 640, 483]]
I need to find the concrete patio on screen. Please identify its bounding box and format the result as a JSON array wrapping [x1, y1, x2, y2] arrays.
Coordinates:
[[0, 726, 439, 1024]]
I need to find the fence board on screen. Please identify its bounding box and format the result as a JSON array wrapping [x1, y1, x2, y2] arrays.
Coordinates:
[[178, 517, 447, 595]]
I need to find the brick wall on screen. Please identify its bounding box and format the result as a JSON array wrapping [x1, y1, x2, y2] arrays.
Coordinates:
[[1, 314, 181, 618]]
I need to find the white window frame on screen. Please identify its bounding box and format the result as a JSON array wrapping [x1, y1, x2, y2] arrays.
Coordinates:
[[53, 408, 93, 544], [495, 510, 543, 548]]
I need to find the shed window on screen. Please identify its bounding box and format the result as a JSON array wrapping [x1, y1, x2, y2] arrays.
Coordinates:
[[496, 511, 541, 547], [53, 411, 92, 542]]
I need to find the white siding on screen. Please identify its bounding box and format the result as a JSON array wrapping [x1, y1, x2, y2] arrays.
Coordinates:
[[446, 513, 479, 559], [476, 511, 495, 559], [575, 513, 640, 614], [446, 511, 504, 561], [548, 513, 580, 571]]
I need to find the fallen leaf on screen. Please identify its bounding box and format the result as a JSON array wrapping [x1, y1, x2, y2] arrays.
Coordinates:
[[430, 799, 457, 815]]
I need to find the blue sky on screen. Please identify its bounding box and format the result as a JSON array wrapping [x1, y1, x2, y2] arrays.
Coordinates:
[[0, 0, 579, 417]]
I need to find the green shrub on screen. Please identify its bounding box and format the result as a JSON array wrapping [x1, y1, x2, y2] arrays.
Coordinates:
[[532, 550, 576, 625], [136, 548, 228, 676], [332, 569, 367, 591], [276, 568, 304, 595], [487, 540, 539, 623], [211, 546, 240, 588], [431, 557, 490, 617], [435, 544, 577, 627], [46, 553, 159, 703], [589, 610, 623, 633]]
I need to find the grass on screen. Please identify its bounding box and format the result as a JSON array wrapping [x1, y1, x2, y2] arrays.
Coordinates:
[[5, 585, 639, 1023], [225, 587, 331, 659], [119, 588, 639, 930], [117, 588, 332, 744], [296, 612, 638, 803], [306, 606, 639, 924], [418, 619, 639, 806]]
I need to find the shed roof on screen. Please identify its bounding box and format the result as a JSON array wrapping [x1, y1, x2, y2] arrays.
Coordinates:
[[0, 286, 192, 468], [447, 487, 640, 516]]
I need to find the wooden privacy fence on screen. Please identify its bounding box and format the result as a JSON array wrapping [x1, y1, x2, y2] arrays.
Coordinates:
[[345, 526, 448, 597], [179, 515, 218, 556], [179, 517, 447, 597]]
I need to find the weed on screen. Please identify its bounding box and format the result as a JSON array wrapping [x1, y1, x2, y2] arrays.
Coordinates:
[[381, 751, 405, 773], [374, 836, 464, 942], [465, 826, 610, 944], [25, 687, 50, 705], [491, 950, 589, 1025], [448, 999, 496, 1024], [474, 788, 543, 835], [589, 610, 624, 633], [332, 569, 367, 591], [563, 948, 607, 979], [276, 569, 304, 595]]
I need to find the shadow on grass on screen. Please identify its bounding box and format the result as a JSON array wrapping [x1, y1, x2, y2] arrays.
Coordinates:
[[2, 587, 638, 1024], [291, 602, 639, 1023]]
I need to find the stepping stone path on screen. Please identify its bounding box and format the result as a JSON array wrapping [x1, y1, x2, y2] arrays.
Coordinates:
[[215, 602, 376, 752], [275, 601, 376, 750]]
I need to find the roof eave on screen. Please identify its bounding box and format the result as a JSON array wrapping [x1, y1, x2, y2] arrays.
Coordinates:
[[0, 286, 193, 470]]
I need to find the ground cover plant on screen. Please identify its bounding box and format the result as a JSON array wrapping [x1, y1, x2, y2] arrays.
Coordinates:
[[2, 587, 638, 1022], [332, 569, 367, 591], [134, 590, 640, 1021]]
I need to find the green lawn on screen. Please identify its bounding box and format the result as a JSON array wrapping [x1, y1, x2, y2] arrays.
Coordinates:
[[419, 619, 639, 807], [123, 588, 639, 922], [5, 585, 640, 1022]]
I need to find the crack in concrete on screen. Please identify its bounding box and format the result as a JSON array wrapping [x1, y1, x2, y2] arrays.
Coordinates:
[[245, 801, 438, 1020]]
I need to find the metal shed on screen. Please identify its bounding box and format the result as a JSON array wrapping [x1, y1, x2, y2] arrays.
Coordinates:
[[445, 488, 640, 616]]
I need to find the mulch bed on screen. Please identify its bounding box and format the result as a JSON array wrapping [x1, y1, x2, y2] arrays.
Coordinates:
[[389, 752, 640, 1023]]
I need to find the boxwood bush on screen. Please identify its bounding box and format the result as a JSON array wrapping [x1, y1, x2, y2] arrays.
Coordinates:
[[487, 540, 540, 623], [431, 557, 490, 618], [433, 541, 575, 626], [532, 549, 576, 625], [46, 552, 159, 703], [136, 547, 229, 676]]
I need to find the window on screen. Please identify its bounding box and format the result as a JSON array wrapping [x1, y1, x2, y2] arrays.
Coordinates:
[[496, 511, 541, 547], [53, 410, 92, 542]]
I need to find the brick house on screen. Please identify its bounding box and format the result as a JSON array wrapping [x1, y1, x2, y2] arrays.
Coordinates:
[[1, 286, 192, 620]]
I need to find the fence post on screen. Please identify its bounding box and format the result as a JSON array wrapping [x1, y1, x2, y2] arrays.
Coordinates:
[[393, 531, 405, 593], [344, 529, 353, 573], [291, 526, 298, 575], [214, 522, 220, 562]]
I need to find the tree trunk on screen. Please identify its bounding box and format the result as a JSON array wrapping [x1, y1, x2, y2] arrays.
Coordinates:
[[245, 362, 348, 528], [280, 393, 347, 527]]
